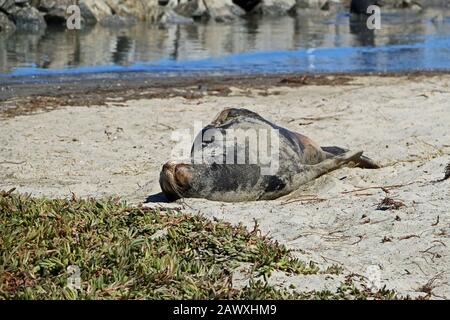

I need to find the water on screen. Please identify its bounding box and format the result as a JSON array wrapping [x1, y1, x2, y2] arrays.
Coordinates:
[[1, 8, 450, 79]]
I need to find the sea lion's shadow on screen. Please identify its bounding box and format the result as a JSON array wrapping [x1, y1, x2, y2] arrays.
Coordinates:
[[145, 192, 170, 203]]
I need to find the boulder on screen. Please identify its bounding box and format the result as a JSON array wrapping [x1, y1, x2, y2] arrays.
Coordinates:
[[160, 9, 194, 24], [98, 0, 139, 26], [104, 0, 134, 16], [0, 11, 16, 33], [202, 0, 245, 21], [82, 0, 113, 22], [117, 0, 194, 23], [394, 0, 423, 9], [349, 0, 424, 12], [100, 13, 137, 27], [156, 0, 244, 23], [0, 0, 13, 9], [11, 6, 47, 31], [173, 0, 203, 18], [0, 0, 18, 14], [119, 0, 165, 22], [14, 0, 29, 5], [36, 0, 69, 25], [252, 0, 297, 15], [297, 0, 338, 10], [259, 0, 297, 16], [76, 2, 98, 25]]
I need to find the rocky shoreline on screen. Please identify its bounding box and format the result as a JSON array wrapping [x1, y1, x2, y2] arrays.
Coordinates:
[[1, 0, 449, 33]]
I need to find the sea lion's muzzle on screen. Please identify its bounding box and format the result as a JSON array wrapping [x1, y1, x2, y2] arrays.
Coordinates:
[[159, 161, 193, 201]]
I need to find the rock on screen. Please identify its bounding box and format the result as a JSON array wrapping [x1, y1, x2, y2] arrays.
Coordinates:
[[398, 0, 423, 9], [78, 2, 98, 25], [14, 0, 29, 5], [119, 0, 165, 22], [100, 13, 137, 27], [37, 0, 69, 25], [104, 0, 134, 16], [297, 0, 338, 10], [205, 0, 246, 22], [0, 11, 16, 33], [374, 0, 425, 9], [348, 0, 424, 12], [174, 0, 203, 18], [35, 1, 95, 26], [252, 0, 297, 15], [0, 0, 17, 13], [116, 0, 196, 24], [160, 9, 193, 24], [11, 6, 46, 31], [232, 0, 299, 15], [82, 0, 113, 22], [82, 0, 141, 26], [172, 0, 244, 22], [36, 0, 55, 10]]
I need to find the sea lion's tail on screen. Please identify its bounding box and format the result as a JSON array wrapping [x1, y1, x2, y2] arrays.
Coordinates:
[[321, 146, 380, 169]]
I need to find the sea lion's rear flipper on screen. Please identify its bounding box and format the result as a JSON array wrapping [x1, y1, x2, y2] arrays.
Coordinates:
[[294, 151, 365, 187], [321, 146, 380, 169]]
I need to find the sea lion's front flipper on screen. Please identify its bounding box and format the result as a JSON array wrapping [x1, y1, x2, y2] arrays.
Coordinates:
[[321, 146, 380, 169]]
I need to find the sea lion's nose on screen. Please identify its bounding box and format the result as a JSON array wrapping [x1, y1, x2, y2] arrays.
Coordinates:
[[163, 161, 177, 172]]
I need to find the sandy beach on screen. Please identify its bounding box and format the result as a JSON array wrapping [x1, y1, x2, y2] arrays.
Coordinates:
[[1, 74, 449, 298]]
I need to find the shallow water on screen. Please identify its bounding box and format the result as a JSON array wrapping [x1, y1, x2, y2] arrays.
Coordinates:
[[1, 8, 450, 78]]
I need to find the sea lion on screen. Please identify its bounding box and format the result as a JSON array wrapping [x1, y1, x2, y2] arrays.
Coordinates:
[[160, 108, 379, 202]]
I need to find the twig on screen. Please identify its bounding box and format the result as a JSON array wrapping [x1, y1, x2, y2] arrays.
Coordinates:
[[416, 272, 445, 296], [431, 216, 440, 227], [297, 115, 341, 121], [351, 235, 365, 245], [411, 261, 428, 277], [0, 188, 16, 197], [399, 235, 420, 240], [342, 181, 417, 194], [158, 123, 174, 131], [320, 255, 345, 266], [0, 161, 26, 165], [432, 240, 447, 247], [281, 196, 326, 205]]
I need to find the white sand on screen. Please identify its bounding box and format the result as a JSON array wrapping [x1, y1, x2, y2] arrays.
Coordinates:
[[1, 75, 449, 298]]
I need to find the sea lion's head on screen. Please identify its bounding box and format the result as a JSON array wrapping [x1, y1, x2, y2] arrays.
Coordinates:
[[159, 161, 193, 201], [211, 108, 264, 126]]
